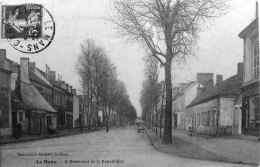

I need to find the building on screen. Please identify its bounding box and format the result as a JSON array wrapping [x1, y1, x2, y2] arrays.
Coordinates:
[[0, 50, 12, 136], [0, 49, 80, 137], [235, 6, 259, 136], [35, 65, 74, 129], [27, 62, 74, 129], [0, 50, 58, 136], [72, 89, 80, 128], [187, 64, 243, 135], [172, 73, 213, 130]]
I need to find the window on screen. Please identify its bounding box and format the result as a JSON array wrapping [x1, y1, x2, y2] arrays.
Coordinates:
[[197, 113, 200, 126], [212, 110, 217, 126], [47, 116, 52, 126], [200, 113, 203, 126], [254, 42, 259, 79], [53, 93, 56, 105], [248, 95, 260, 128], [25, 111, 28, 118], [204, 112, 207, 126], [207, 111, 210, 126], [19, 112, 23, 122], [203, 113, 205, 125]]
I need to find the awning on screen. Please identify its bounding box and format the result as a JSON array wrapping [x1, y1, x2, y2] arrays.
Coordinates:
[[20, 82, 57, 113]]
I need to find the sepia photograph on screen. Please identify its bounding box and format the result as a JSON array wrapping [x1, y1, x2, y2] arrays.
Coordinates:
[[0, 0, 259, 166]]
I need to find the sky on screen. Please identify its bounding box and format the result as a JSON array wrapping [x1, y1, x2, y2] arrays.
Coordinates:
[[0, 0, 258, 117]]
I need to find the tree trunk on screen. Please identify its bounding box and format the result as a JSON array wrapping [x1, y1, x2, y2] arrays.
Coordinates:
[[162, 59, 172, 144], [152, 114, 154, 132], [160, 111, 162, 138], [156, 114, 158, 135], [108, 105, 111, 127], [155, 106, 158, 135]]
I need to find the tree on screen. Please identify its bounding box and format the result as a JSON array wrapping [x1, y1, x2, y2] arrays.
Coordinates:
[[76, 39, 117, 129], [142, 54, 160, 130], [77, 40, 137, 129], [108, 0, 227, 144]]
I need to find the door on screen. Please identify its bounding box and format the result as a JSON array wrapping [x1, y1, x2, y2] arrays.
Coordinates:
[[39, 118, 42, 133], [174, 115, 177, 128], [192, 114, 196, 131]]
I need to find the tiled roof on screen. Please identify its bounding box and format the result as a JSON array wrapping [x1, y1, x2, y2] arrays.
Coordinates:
[[238, 18, 258, 38], [172, 92, 183, 101], [29, 70, 46, 85], [187, 74, 243, 107], [20, 82, 56, 113]]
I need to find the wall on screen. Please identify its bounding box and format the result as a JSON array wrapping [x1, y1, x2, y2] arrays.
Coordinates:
[[233, 105, 242, 135], [184, 83, 198, 130], [244, 37, 254, 83], [243, 24, 258, 83], [185, 83, 198, 107], [219, 97, 234, 126], [193, 99, 218, 134], [73, 95, 79, 128], [0, 70, 12, 136]]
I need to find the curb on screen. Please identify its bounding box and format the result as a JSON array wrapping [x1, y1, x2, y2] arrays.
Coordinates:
[[145, 128, 158, 149], [0, 128, 100, 146], [145, 129, 258, 166]]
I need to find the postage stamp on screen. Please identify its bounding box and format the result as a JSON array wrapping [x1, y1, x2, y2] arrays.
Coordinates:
[[1, 4, 55, 53]]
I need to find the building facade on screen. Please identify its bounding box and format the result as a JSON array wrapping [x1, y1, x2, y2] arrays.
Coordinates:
[[172, 73, 213, 130], [187, 64, 243, 135], [0, 49, 12, 136], [238, 15, 259, 136]]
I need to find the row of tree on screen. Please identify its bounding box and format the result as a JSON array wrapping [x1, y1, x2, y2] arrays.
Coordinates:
[[76, 39, 137, 129], [108, 0, 227, 144], [140, 55, 165, 137]]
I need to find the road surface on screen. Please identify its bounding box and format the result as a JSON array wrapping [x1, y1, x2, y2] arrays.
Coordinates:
[[0, 126, 250, 167]]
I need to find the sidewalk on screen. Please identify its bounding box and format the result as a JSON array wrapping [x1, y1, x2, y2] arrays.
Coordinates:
[[146, 128, 259, 166], [0, 127, 100, 145]]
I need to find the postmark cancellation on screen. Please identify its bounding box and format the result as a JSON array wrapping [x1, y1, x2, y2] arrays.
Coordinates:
[[1, 3, 55, 53]]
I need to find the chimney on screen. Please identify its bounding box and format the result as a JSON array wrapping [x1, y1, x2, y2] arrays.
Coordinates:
[[29, 62, 36, 72], [256, 1, 258, 18], [49, 71, 56, 80], [216, 75, 223, 86], [20, 58, 30, 83], [197, 73, 213, 87], [237, 62, 243, 78], [197, 87, 204, 97], [45, 64, 50, 80], [10, 62, 19, 73], [0, 49, 6, 69], [180, 83, 190, 91]]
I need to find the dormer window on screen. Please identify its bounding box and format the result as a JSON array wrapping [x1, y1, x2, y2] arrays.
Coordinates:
[[253, 41, 259, 79]]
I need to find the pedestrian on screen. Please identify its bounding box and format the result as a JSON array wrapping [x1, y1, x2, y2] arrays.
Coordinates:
[[13, 124, 19, 140], [189, 127, 193, 136], [17, 123, 22, 139], [106, 115, 109, 133]]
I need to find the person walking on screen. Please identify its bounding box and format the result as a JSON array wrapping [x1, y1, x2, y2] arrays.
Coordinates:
[[13, 124, 19, 140], [106, 115, 109, 133], [17, 123, 22, 139], [189, 127, 193, 136]]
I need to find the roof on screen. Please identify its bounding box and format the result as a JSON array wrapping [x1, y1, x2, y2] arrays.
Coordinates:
[[11, 92, 29, 110], [187, 74, 243, 108], [238, 18, 258, 38], [29, 70, 46, 85], [172, 92, 183, 101], [172, 81, 196, 101], [20, 82, 57, 113]]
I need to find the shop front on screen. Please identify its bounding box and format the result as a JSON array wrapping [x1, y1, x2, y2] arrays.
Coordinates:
[[241, 81, 259, 136]]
